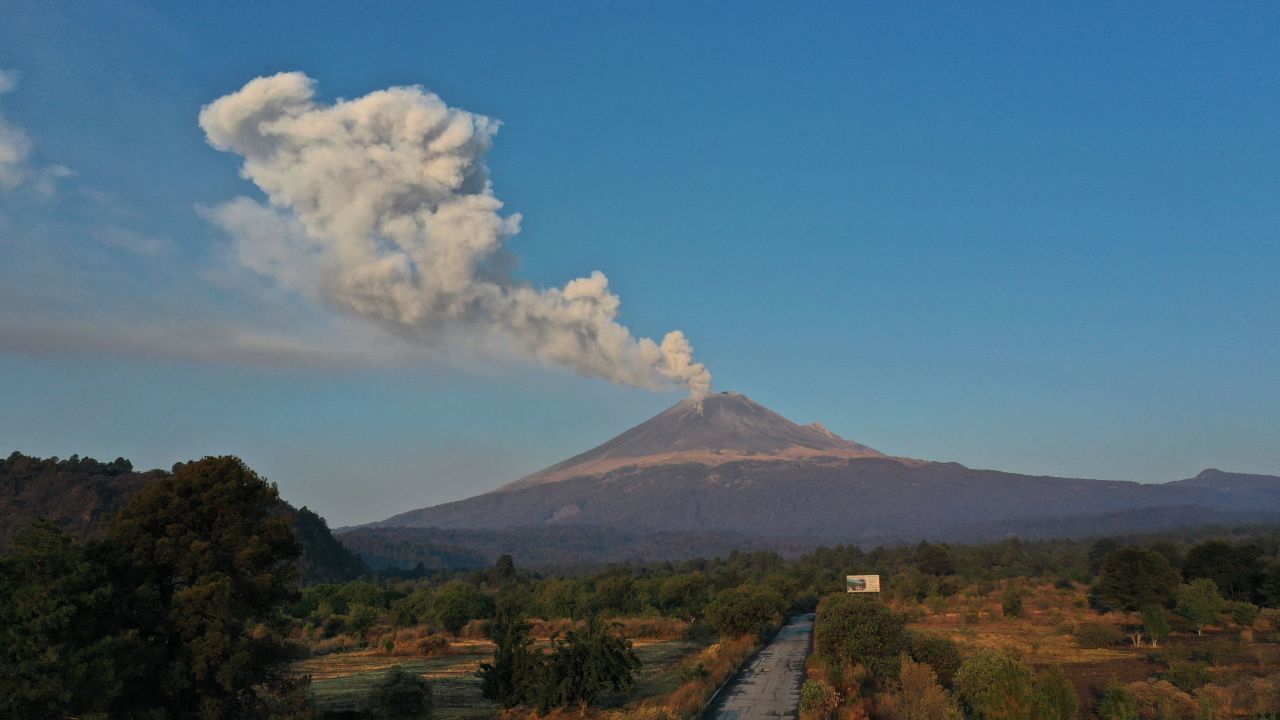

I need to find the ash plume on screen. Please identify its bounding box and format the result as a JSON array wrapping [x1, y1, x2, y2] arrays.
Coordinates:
[[199, 72, 710, 397]]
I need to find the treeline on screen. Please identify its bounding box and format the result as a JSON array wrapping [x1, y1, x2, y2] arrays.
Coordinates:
[[293, 524, 1280, 654]]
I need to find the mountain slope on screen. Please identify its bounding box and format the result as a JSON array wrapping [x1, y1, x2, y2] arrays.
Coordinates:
[[370, 393, 1280, 546]]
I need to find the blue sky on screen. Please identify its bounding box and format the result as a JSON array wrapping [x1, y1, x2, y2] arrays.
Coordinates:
[[1, 2, 1277, 525]]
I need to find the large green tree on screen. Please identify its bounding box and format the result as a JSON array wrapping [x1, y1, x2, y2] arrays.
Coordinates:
[[108, 455, 302, 718], [705, 586, 786, 638], [532, 615, 641, 713], [1096, 547, 1180, 611], [478, 595, 539, 708], [432, 579, 491, 635], [0, 521, 138, 719], [1182, 541, 1265, 602], [1175, 579, 1225, 636], [815, 594, 908, 683]]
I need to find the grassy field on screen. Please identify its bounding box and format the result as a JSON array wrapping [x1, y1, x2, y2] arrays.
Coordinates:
[[297, 636, 704, 718]]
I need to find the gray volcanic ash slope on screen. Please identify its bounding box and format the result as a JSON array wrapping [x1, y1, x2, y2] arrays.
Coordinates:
[[362, 392, 1280, 545]]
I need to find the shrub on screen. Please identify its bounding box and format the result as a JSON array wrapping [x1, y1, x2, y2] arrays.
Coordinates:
[[363, 666, 432, 719], [1125, 679, 1196, 720], [1073, 621, 1125, 649], [953, 649, 1034, 720], [798, 679, 841, 720], [1030, 667, 1077, 720], [1228, 601, 1259, 628], [1000, 586, 1024, 618], [1096, 679, 1139, 720], [677, 662, 708, 684], [1162, 661, 1213, 693], [877, 657, 960, 720]]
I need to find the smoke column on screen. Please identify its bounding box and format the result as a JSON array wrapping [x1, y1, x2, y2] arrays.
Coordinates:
[[199, 72, 710, 397]]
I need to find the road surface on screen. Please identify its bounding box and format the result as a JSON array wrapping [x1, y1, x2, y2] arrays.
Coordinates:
[[708, 613, 814, 720]]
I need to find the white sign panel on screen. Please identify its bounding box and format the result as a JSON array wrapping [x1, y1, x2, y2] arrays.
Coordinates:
[[846, 574, 881, 594]]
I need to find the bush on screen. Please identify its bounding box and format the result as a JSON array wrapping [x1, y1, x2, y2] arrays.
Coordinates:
[[1228, 601, 1259, 628], [1001, 586, 1024, 618], [1030, 667, 1078, 720], [1125, 679, 1196, 720], [1073, 621, 1125, 649], [1097, 679, 1139, 720], [1162, 661, 1213, 693], [798, 679, 841, 720], [363, 667, 432, 719], [677, 662, 708, 684], [953, 649, 1034, 720], [877, 657, 960, 720]]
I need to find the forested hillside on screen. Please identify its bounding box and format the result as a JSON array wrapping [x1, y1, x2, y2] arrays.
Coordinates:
[[0, 452, 367, 584]]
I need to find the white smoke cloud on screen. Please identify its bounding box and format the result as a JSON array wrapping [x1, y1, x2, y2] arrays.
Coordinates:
[[199, 72, 711, 397]]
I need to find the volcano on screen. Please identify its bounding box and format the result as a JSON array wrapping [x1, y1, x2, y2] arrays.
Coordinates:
[[348, 392, 1280, 564], [502, 391, 885, 490]]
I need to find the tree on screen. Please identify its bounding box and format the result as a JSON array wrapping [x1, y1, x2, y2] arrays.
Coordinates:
[[879, 656, 962, 720], [657, 573, 709, 619], [490, 554, 516, 584], [915, 542, 957, 577], [595, 575, 639, 614], [1000, 584, 1025, 618], [1141, 605, 1171, 647], [815, 594, 908, 683], [1175, 579, 1225, 636], [531, 615, 641, 713], [0, 521, 138, 719], [705, 586, 786, 638], [433, 579, 490, 635], [478, 596, 538, 708], [953, 649, 1034, 720], [364, 666, 432, 719], [107, 455, 301, 719], [1096, 547, 1180, 611], [1088, 538, 1120, 574], [1182, 541, 1265, 602], [537, 578, 587, 620], [348, 603, 380, 638], [909, 632, 962, 689]]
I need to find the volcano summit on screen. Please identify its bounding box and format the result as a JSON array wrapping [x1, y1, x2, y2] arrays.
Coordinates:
[[502, 391, 885, 490]]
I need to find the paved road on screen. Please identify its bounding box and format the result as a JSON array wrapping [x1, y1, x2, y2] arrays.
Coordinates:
[[708, 613, 814, 720]]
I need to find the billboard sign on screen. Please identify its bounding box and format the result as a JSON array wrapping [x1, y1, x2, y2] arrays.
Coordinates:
[[846, 574, 881, 594]]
